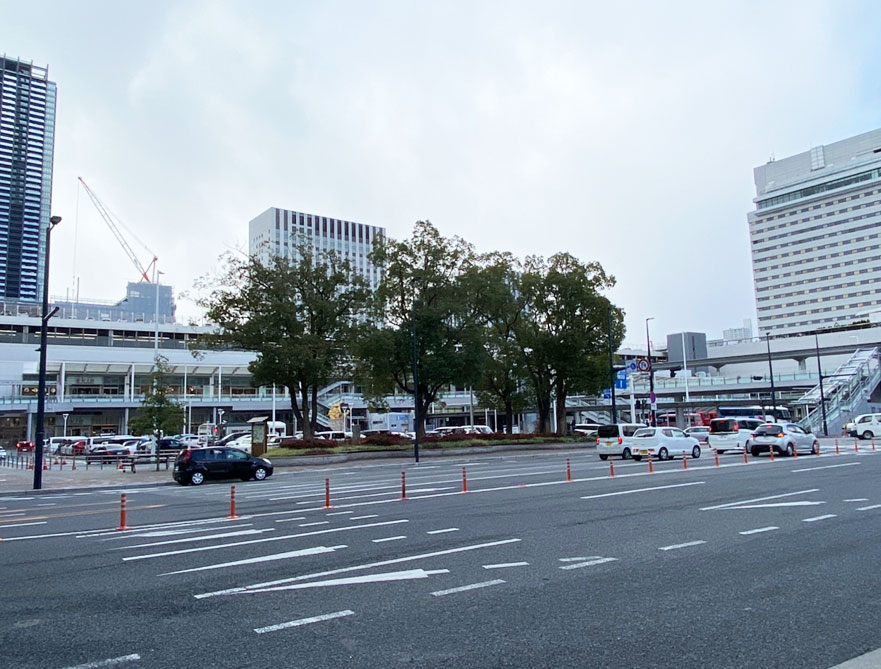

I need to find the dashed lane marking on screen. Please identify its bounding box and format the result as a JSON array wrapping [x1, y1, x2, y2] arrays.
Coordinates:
[[160, 545, 346, 576], [349, 515, 378, 520], [739, 526, 779, 535], [659, 541, 707, 551], [857, 504, 881, 511], [845, 498, 869, 502], [372, 536, 406, 543], [299, 521, 330, 527], [803, 514, 837, 522], [113, 529, 274, 550], [483, 562, 529, 569], [426, 528, 459, 535], [581, 481, 705, 500], [792, 462, 860, 473], [241, 568, 449, 594], [326, 511, 353, 516], [431, 579, 505, 597], [559, 557, 618, 570], [61, 654, 141, 668], [700, 489, 819, 511], [254, 610, 354, 634], [559, 557, 599, 563]]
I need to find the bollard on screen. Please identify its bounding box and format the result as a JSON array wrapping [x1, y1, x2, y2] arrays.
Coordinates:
[[714, 449, 720, 467], [71, 457, 76, 471], [682, 454, 688, 470], [835, 439, 840, 455], [743, 448, 749, 464], [131, 458, 136, 474], [609, 460, 615, 478], [116, 493, 130, 531], [400, 471, 408, 500], [566, 458, 571, 483], [855, 439, 859, 454], [648, 454, 654, 474], [228, 485, 239, 519], [769, 446, 775, 462], [324, 478, 332, 509], [792, 444, 798, 459], [873, 438, 876, 452]]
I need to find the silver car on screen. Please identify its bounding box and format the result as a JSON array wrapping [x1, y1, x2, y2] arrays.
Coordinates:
[[749, 423, 819, 457]]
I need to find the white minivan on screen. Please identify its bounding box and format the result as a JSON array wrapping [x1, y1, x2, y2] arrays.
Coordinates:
[[848, 414, 881, 440], [596, 423, 647, 460]]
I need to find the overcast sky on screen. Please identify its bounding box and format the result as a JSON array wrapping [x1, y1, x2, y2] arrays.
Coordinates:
[[4, 0, 881, 347]]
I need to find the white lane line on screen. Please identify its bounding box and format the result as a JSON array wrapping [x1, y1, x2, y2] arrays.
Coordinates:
[[326, 511, 353, 516], [160, 545, 346, 576], [659, 541, 706, 551], [431, 579, 505, 597], [124, 520, 408, 562], [0, 521, 48, 529], [372, 536, 406, 543], [243, 569, 449, 594], [114, 529, 273, 550], [0, 512, 26, 517], [114, 525, 255, 539], [803, 514, 837, 522], [255, 610, 354, 634], [426, 528, 459, 535], [274, 517, 306, 523], [349, 515, 378, 521], [559, 556, 600, 563], [61, 654, 141, 668], [739, 526, 779, 535], [721, 501, 825, 509], [845, 498, 869, 502], [195, 538, 522, 599], [36, 503, 56, 507], [793, 462, 860, 473], [299, 521, 330, 527], [700, 489, 819, 511], [559, 557, 618, 570], [581, 481, 705, 500], [857, 504, 881, 511], [483, 562, 529, 569]]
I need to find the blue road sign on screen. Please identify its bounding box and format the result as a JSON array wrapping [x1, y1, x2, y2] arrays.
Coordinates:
[[602, 389, 612, 399], [617, 369, 628, 379], [615, 379, 627, 390], [629, 361, 638, 371]]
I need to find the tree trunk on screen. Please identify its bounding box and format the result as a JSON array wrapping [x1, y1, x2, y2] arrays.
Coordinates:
[[310, 385, 319, 435], [299, 385, 314, 440], [504, 400, 514, 434], [555, 390, 568, 436]]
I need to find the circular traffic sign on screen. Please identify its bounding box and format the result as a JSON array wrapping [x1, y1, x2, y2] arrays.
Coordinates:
[[629, 361, 638, 371], [637, 358, 650, 372]]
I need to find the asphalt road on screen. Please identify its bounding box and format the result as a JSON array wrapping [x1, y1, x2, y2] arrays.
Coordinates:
[[1, 445, 880, 668]]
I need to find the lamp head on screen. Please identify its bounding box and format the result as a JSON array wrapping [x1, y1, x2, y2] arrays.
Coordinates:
[[49, 215, 62, 227]]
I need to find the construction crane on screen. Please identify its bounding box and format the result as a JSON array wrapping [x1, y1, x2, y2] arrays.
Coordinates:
[[77, 177, 158, 283]]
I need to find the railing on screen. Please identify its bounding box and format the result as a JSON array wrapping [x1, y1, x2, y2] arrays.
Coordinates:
[[799, 349, 881, 434]]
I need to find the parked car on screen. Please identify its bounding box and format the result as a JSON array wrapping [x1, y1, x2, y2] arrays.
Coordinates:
[[228, 434, 253, 453], [315, 431, 352, 441], [630, 427, 701, 461], [0, 446, 7, 461], [749, 423, 820, 457], [707, 418, 763, 454], [847, 413, 881, 440], [85, 437, 140, 463], [573, 423, 602, 439], [173, 447, 273, 486], [16, 440, 34, 453], [596, 423, 647, 460], [215, 432, 249, 447], [684, 426, 710, 444], [174, 433, 201, 447]]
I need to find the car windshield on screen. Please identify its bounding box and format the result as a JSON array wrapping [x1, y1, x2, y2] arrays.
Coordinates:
[[753, 424, 783, 436], [709, 420, 735, 433], [633, 429, 655, 437]]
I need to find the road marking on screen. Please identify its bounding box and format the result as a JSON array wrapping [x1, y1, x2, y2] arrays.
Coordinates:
[[792, 462, 860, 473], [160, 545, 346, 576], [559, 557, 600, 562], [431, 579, 505, 597], [803, 514, 837, 522], [243, 569, 449, 594], [0, 513, 26, 517], [61, 654, 141, 668], [700, 489, 819, 511], [659, 541, 706, 551], [739, 526, 779, 535], [114, 529, 273, 550], [195, 538, 522, 599], [326, 511, 353, 516], [274, 517, 306, 523], [559, 557, 618, 570], [426, 528, 459, 535], [299, 521, 330, 527], [119, 525, 255, 539], [721, 501, 825, 509], [255, 610, 354, 634], [483, 562, 529, 569], [124, 520, 408, 561], [581, 481, 705, 500], [845, 498, 869, 502], [0, 521, 48, 529], [349, 515, 378, 520], [372, 536, 406, 543], [857, 504, 881, 511]]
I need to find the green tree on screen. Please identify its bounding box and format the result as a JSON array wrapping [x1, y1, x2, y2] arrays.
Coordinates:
[[197, 247, 369, 440], [356, 221, 485, 437], [516, 253, 624, 434], [129, 355, 184, 448]]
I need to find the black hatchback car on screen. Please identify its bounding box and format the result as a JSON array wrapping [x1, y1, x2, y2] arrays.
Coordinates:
[[173, 447, 273, 486]]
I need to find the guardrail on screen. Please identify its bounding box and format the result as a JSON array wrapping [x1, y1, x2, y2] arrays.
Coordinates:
[[0, 453, 175, 472]]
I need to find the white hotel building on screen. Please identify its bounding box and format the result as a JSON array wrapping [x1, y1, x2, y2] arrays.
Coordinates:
[[748, 128, 881, 337], [248, 207, 384, 291]]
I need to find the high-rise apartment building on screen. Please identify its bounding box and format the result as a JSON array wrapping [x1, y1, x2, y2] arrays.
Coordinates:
[[748, 128, 881, 336], [249, 207, 384, 291], [0, 56, 57, 302]]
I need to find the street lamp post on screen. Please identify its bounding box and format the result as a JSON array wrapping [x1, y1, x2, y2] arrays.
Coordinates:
[[766, 333, 778, 420], [815, 334, 828, 436], [681, 332, 690, 404], [62, 413, 69, 438], [34, 214, 61, 490], [411, 316, 420, 463], [645, 317, 656, 426], [607, 308, 617, 423]]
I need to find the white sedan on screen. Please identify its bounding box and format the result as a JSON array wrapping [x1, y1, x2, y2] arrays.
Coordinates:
[[629, 427, 701, 461]]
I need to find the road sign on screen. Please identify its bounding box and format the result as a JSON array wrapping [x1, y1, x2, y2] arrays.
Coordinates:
[[615, 379, 627, 390], [616, 369, 627, 380], [602, 389, 611, 399], [629, 361, 637, 371], [637, 358, 650, 372]]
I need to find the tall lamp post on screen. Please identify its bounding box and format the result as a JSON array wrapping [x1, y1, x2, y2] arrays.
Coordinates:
[[815, 334, 828, 436], [645, 317, 656, 426], [34, 215, 62, 490], [607, 308, 617, 423], [766, 333, 778, 420]]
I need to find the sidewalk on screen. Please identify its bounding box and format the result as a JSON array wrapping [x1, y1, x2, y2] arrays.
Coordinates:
[[0, 459, 176, 494]]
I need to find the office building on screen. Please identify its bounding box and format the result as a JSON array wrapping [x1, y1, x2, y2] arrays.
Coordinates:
[[722, 319, 753, 342], [52, 281, 176, 323], [748, 128, 881, 336], [249, 207, 384, 290], [0, 55, 57, 302]]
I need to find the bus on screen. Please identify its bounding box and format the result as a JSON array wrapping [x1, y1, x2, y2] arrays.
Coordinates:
[[655, 412, 709, 428], [716, 406, 791, 422]]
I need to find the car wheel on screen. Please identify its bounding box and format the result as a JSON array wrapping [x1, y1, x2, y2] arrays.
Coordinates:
[[632, 455, 643, 462], [862, 431, 873, 441], [658, 447, 669, 461], [622, 447, 632, 460], [190, 471, 205, 486], [692, 445, 701, 459], [254, 467, 268, 481], [598, 454, 608, 461], [751, 446, 760, 458], [786, 443, 795, 457]]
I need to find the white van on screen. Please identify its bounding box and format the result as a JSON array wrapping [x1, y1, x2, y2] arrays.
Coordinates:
[[848, 413, 881, 439], [596, 423, 647, 460]]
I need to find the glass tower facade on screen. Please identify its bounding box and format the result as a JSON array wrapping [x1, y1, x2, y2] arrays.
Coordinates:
[[0, 56, 57, 302]]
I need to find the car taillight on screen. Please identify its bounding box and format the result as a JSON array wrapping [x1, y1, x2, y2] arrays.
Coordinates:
[[749, 433, 755, 439], [618, 436, 622, 445], [596, 437, 600, 445], [732, 425, 739, 431], [777, 433, 784, 438]]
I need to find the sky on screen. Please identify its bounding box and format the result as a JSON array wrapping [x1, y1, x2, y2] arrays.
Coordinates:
[[3, 0, 881, 347]]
